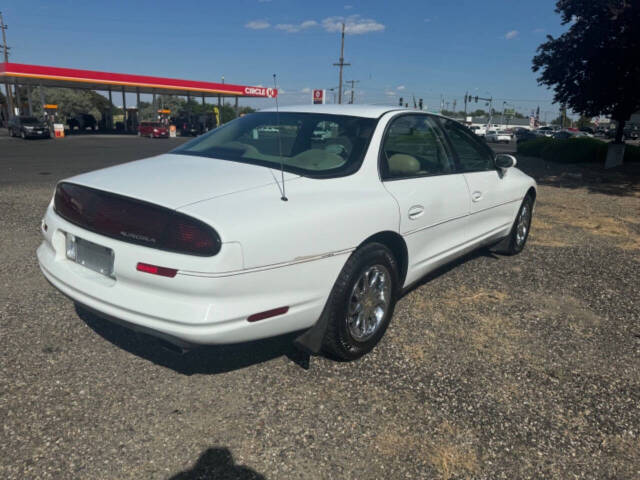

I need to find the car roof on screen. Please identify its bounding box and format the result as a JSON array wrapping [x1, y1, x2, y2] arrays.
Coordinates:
[[259, 104, 420, 119]]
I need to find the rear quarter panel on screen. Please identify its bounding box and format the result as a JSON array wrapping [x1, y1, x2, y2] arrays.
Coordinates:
[[180, 173, 400, 270]]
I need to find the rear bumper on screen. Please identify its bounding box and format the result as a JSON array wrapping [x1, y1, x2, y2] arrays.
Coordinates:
[[37, 207, 343, 345]]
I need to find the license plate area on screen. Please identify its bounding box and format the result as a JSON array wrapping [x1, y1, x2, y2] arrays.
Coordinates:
[[65, 234, 114, 278]]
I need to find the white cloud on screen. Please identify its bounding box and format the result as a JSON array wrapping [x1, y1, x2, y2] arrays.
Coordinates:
[[344, 4, 353, 9], [301, 87, 311, 93], [258, 0, 272, 2], [424, 18, 431, 23], [396, 85, 405, 91], [505, 30, 519, 40], [385, 90, 396, 97], [245, 20, 270, 29], [322, 15, 385, 35], [275, 20, 318, 33]]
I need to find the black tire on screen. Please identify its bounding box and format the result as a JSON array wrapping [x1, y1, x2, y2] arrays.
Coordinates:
[[321, 242, 400, 361], [493, 193, 534, 255]]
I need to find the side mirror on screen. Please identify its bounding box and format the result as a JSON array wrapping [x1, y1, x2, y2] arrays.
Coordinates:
[[495, 153, 517, 170]]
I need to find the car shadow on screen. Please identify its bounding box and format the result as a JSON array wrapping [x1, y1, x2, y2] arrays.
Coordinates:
[[76, 305, 310, 375], [168, 447, 265, 479], [515, 155, 640, 198], [400, 247, 501, 298]]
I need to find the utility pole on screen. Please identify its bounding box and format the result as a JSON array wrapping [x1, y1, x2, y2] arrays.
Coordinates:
[[452, 99, 457, 115], [333, 23, 350, 104], [346, 79, 359, 104], [1, 11, 14, 120], [464, 91, 468, 116]]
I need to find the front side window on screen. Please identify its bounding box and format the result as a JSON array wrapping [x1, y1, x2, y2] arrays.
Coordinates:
[[440, 119, 494, 172], [172, 112, 377, 177], [380, 114, 453, 179]]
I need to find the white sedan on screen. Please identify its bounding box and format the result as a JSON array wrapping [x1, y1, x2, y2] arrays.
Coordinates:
[[485, 130, 513, 143], [37, 105, 536, 360]]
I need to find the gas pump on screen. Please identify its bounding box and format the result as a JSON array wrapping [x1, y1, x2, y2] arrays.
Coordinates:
[[126, 108, 138, 132], [101, 109, 113, 130], [157, 109, 171, 126], [43, 104, 58, 132]]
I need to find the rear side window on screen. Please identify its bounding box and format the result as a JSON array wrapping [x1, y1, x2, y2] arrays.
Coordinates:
[[440, 119, 494, 172], [381, 114, 453, 180]]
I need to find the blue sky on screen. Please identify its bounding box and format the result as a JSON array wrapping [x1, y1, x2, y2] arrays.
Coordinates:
[[4, 0, 568, 119]]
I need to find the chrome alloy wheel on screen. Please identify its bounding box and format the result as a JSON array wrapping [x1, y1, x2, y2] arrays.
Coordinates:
[[347, 265, 392, 342], [516, 203, 532, 246]]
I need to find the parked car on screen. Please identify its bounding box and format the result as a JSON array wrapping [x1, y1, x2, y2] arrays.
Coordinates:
[[8, 116, 51, 139], [138, 121, 169, 138], [623, 127, 639, 140], [515, 130, 538, 143], [534, 126, 555, 137], [37, 105, 536, 360], [180, 122, 200, 137], [68, 113, 98, 132], [553, 129, 590, 139], [485, 130, 513, 143], [469, 125, 486, 137]]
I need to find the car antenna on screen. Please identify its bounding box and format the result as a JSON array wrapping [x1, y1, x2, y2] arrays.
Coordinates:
[[273, 73, 288, 201]]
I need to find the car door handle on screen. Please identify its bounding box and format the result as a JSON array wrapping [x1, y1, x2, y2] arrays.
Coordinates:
[[471, 191, 483, 202], [408, 205, 425, 220]]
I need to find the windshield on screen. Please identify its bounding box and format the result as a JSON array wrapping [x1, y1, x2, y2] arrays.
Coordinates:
[[172, 112, 378, 177], [21, 117, 40, 124]]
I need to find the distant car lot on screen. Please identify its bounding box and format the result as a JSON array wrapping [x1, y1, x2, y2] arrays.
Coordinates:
[[1, 134, 639, 479]]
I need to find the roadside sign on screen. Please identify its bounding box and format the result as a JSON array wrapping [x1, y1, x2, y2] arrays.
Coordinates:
[[312, 89, 325, 105]]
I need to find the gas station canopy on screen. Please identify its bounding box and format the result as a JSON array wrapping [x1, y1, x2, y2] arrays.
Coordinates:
[[0, 62, 278, 98]]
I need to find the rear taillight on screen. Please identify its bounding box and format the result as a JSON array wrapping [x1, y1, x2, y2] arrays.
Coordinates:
[[54, 182, 221, 256]]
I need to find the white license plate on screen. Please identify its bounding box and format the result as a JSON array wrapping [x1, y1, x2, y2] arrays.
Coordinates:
[[66, 234, 114, 277]]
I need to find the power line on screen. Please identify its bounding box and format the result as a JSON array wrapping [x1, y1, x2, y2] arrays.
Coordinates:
[[1, 11, 15, 119], [345, 79, 360, 104]]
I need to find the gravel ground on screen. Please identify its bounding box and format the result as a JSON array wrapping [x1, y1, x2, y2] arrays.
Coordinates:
[[1, 136, 639, 479]]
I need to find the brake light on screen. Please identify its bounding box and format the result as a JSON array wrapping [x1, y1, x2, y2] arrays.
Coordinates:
[[136, 262, 177, 278], [54, 182, 221, 256]]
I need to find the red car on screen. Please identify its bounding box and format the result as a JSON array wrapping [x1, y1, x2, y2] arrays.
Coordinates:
[[138, 122, 169, 138]]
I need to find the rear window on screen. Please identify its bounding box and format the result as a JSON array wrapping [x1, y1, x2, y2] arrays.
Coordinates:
[[172, 112, 378, 178]]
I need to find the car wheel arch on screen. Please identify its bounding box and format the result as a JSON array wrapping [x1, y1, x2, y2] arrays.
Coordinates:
[[357, 231, 408, 288]]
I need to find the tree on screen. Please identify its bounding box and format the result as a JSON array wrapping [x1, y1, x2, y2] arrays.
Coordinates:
[[532, 1, 640, 144], [576, 116, 593, 129], [22, 86, 112, 120]]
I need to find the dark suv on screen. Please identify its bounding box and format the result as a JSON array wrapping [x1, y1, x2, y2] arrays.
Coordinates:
[[8, 116, 51, 139], [68, 113, 98, 132]]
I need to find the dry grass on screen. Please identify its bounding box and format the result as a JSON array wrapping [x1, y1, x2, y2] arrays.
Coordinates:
[[374, 421, 480, 480], [531, 199, 640, 251]]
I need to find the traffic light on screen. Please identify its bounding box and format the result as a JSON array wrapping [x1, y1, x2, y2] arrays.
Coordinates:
[[419, 98, 423, 110], [399, 97, 403, 107]]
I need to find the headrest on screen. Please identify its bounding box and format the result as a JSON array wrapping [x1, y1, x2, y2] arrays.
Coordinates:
[[388, 154, 420, 175]]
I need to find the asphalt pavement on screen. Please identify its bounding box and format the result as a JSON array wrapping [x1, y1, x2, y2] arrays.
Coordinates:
[[1, 134, 639, 479]]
